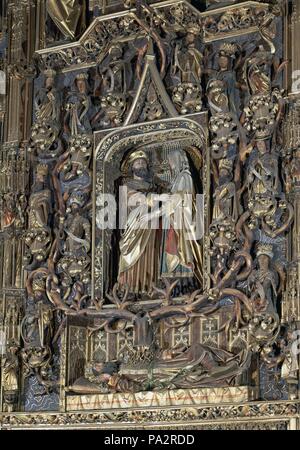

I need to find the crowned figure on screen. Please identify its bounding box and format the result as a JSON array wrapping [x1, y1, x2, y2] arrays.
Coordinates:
[[118, 148, 162, 295]]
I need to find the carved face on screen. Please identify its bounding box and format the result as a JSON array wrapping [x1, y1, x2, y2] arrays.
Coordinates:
[[218, 55, 229, 70], [256, 140, 267, 154], [219, 168, 231, 183], [70, 202, 80, 213], [76, 79, 87, 94], [186, 32, 196, 45], [132, 158, 148, 179], [33, 289, 44, 302], [258, 253, 270, 271], [45, 76, 54, 89]]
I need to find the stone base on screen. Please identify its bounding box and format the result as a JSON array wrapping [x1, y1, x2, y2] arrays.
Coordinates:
[[66, 386, 256, 411]]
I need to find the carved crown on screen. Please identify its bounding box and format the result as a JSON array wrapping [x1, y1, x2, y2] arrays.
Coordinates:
[[186, 23, 201, 36], [36, 163, 48, 177], [219, 158, 233, 171], [121, 149, 149, 172], [219, 43, 237, 58], [257, 244, 274, 258], [32, 276, 46, 292], [75, 72, 89, 80]]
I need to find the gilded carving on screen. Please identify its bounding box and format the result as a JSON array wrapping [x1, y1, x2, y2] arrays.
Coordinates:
[[0, 0, 299, 430]]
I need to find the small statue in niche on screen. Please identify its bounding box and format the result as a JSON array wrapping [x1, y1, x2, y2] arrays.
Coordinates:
[[206, 43, 240, 118], [242, 43, 287, 98], [64, 73, 92, 136], [2, 342, 19, 411], [241, 43, 286, 141], [29, 69, 62, 162], [243, 45, 273, 96], [169, 24, 203, 114], [27, 269, 48, 303], [248, 244, 279, 314], [35, 69, 61, 124], [21, 303, 53, 349], [64, 194, 91, 255], [207, 43, 246, 160], [210, 156, 239, 284], [160, 149, 203, 293], [97, 43, 132, 96], [24, 164, 52, 269], [249, 143, 279, 196], [92, 43, 133, 128], [58, 190, 91, 283], [212, 158, 238, 223], [290, 148, 300, 186], [15, 194, 27, 230]]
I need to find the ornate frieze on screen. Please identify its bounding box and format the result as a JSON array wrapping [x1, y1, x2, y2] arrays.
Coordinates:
[[0, 399, 299, 429], [35, 1, 276, 72]]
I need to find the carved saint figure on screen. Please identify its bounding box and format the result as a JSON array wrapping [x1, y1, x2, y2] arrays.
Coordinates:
[[160, 149, 203, 291], [285, 148, 300, 192], [170, 24, 203, 113], [248, 244, 278, 313], [21, 303, 53, 348], [117, 149, 161, 294], [172, 25, 203, 85], [92, 43, 133, 128], [69, 341, 250, 394], [248, 140, 279, 195], [25, 164, 52, 268], [59, 191, 91, 280], [207, 43, 240, 118], [97, 43, 132, 97], [35, 69, 61, 124], [212, 158, 238, 222], [243, 45, 273, 96], [28, 165, 52, 229], [64, 73, 92, 136], [2, 343, 19, 411]]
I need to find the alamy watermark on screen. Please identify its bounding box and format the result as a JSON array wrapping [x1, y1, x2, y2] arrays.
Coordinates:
[[96, 188, 205, 241]]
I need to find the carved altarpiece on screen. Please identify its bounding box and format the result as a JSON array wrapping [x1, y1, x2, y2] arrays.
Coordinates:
[[0, 0, 300, 430]]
